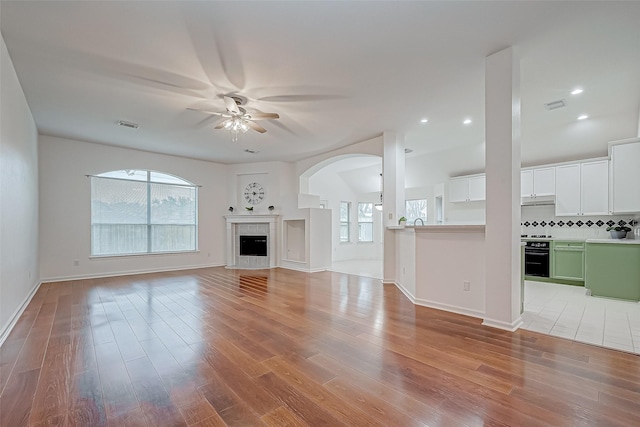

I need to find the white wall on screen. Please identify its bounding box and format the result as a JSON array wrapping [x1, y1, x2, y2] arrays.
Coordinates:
[[226, 161, 298, 215], [0, 36, 40, 338], [38, 135, 228, 280]]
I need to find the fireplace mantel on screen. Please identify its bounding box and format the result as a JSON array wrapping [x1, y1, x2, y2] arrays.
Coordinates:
[[225, 214, 279, 224], [225, 215, 279, 269]]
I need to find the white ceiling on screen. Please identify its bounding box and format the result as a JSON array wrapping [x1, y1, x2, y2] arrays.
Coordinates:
[[1, 1, 639, 168]]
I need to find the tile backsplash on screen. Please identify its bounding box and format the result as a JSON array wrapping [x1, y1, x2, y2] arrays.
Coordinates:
[[521, 205, 639, 239]]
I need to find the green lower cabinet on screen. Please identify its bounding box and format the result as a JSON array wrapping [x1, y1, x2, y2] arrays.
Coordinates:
[[585, 243, 640, 301], [552, 241, 584, 281]]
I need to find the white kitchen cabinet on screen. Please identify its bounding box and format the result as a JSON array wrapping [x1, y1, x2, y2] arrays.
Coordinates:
[[449, 174, 485, 202], [521, 167, 555, 197], [556, 160, 609, 216], [581, 160, 609, 215], [555, 164, 581, 216], [468, 175, 486, 201], [610, 139, 640, 213]]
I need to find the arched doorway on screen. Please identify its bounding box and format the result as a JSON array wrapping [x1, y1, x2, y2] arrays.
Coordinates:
[[305, 155, 383, 279]]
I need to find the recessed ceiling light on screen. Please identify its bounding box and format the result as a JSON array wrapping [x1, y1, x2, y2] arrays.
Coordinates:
[[463, 119, 472, 125], [571, 88, 583, 95], [577, 114, 589, 120], [420, 118, 428, 123]]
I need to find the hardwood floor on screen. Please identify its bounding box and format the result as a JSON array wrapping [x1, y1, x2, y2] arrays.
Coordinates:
[[1, 267, 640, 426]]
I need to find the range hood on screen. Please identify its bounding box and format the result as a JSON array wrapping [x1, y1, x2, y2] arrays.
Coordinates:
[[521, 195, 555, 206]]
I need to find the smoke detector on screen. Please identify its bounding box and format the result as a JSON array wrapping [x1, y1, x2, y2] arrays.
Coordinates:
[[544, 99, 566, 111]]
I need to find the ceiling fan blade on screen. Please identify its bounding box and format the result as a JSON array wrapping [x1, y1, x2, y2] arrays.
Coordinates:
[[247, 121, 267, 133], [224, 96, 240, 114], [214, 120, 229, 130], [247, 112, 280, 120], [186, 107, 230, 117]]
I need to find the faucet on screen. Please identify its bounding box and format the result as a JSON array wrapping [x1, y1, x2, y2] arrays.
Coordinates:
[[414, 218, 424, 226]]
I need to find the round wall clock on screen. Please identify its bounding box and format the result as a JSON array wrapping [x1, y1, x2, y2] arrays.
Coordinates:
[[244, 182, 265, 205]]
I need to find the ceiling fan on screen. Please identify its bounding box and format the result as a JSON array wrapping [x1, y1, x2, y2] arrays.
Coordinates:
[[188, 96, 279, 141]]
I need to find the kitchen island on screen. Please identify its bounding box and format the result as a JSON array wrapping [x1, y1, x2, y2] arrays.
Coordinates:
[[585, 239, 640, 301], [389, 224, 487, 319]]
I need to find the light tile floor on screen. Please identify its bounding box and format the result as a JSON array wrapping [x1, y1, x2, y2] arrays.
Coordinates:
[[330, 265, 640, 354], [522, 280, 640, 354]]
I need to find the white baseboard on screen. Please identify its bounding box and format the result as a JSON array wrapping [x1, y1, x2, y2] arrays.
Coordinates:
[[279, 265, 327, 273], [39, 263, 225, 283], [387, 280, 416, 303], [482, 316, 524, 332], [0, 280, 43, 347], [388, 281, 486, 320], [414, 298, 485, 320]]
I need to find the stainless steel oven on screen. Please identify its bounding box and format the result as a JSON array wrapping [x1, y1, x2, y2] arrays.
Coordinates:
[[524, 241, 550, 277]]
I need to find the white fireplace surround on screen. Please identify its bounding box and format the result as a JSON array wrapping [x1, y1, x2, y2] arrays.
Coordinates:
[[225, 214, 278, 269]]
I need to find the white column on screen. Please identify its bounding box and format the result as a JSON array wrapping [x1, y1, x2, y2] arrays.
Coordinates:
[[382, 131, 405, 283], [483, 47, 523, 331]]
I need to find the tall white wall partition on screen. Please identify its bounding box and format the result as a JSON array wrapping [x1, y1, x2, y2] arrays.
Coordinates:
[[0, 36, 40, 341], [483, 47, 523, 331]]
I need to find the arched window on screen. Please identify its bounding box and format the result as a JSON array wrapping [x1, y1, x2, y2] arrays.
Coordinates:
[[91, 170, 198, 256]]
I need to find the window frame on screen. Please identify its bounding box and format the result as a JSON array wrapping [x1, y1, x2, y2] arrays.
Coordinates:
[[339, 201, 351, 243], [405, 198, 427, 224], [90, 170, 199, 257], [357, 201, 374, 243]]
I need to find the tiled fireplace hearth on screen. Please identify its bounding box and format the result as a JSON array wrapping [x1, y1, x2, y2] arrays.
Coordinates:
[[225, 215, 278, 269]]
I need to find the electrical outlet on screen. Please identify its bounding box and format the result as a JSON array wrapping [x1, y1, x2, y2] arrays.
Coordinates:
[[463, 281, 470, 291], [73, 259, 79, 266], [388, 213, 393, 220], [402, 266, 406, 274]]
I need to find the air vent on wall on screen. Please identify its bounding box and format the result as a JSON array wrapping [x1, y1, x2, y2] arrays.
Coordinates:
[[544, 99, 566, 110], [117, 120, 140, 129]]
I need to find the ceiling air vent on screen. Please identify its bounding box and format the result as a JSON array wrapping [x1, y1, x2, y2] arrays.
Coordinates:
[[544, 99, 566, 111], [117, 120, 140, 129]]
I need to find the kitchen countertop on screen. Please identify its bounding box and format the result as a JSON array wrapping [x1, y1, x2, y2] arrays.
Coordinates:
[[585, 238, 640, 245], [521, 237, 585, 242], [411, 224, 485, 233], [522, 237, 640, 244]]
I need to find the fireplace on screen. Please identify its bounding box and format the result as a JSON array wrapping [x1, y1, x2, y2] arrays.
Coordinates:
[[239, 235, 267, 256], [225, 215, 278, 269]]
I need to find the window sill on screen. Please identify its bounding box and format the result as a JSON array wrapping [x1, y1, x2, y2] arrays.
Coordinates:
[[90, 250, 200, 260]]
